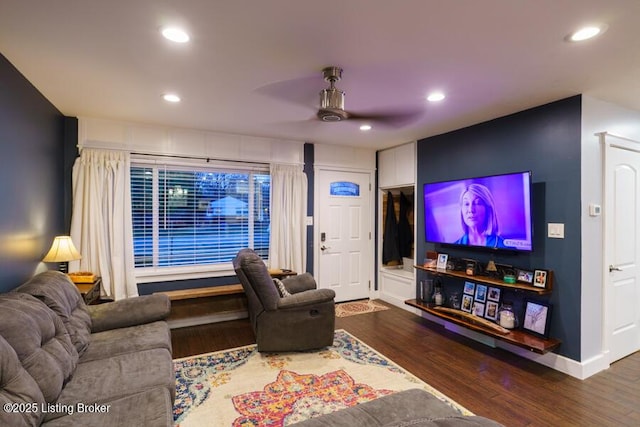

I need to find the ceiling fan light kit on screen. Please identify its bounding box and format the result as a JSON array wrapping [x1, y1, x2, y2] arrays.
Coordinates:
[[318, 66, 348, 122]]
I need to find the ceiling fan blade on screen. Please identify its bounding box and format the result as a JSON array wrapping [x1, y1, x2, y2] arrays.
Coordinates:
[[347, 108, 425, 128], [254, 75, 319, 108]]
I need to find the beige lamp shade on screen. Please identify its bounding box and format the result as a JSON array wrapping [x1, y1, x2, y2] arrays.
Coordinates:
[[43, 236, 82, 262]]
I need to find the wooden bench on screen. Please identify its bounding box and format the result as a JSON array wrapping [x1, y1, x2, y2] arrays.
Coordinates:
[[157, 284, 244, 301], [156, 284, 247, 328]]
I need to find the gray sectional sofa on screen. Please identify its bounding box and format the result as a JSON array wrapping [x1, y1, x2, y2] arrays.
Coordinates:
[[291, 388, 505, 427], [0, 271, 174, 427]]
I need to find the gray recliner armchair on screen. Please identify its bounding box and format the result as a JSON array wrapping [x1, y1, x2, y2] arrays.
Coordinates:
[[233, 248, 336, 352]]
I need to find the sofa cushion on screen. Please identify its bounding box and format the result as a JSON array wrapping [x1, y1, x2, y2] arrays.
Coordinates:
[[382, 416, 505, 427], [41, 388, 173, 427], [0, 293, 78, 403], [79, 321, 172, 363], [289, 389, 504, 427], [16, 271, 92, 357], [0, 334, 45, 427], [47, 348, 174, 422]]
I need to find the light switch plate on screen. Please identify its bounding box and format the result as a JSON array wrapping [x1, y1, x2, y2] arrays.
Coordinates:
[[548, 223, 565, 239], [305, 216, 313, 226]]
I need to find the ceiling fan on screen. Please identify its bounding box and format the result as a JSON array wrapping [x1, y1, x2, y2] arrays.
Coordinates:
[[316, 66, 350, 122], [315, 66, 422, 126]]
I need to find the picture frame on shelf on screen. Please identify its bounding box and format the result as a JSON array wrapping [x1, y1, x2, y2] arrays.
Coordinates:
[[487, 287, 501, 302], [533, 269, 549, 289], [517, 269, 534, 284], [485, 301, 499, 321], [474, 284, 487, 303], [463, 281, 476, 295], [522, 299, 552, 338], [436, 253, 449, 270], [461, 294, 473, 313], [473, 301, 485, 317]]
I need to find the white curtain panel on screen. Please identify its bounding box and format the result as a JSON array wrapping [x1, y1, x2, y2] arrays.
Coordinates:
[[268, 164, 308, 274], [69, 149, 138, 299]]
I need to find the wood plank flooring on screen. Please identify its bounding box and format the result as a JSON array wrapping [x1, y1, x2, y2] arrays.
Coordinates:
[[170, 301, 640, 426]]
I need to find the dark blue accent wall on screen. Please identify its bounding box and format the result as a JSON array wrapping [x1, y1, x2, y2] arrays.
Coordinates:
[[416, 96, 582, 361], [304, 142, 314, 274], [0, 53, 66, 292]]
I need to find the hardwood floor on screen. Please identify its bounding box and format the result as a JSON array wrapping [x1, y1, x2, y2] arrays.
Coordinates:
[[170, 302, 640, 426]]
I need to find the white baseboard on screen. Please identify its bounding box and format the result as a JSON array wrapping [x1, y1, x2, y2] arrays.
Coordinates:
[[414, 311, 609, 380], [378, 293, 420, 316], [495, 341, 609, 379]]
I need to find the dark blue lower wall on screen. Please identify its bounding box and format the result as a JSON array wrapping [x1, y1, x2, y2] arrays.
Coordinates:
[[0, 54, 66, 292], [416, 96, 582, 361]]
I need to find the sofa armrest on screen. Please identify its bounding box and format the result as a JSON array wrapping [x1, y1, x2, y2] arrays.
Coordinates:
[[88, 294, 171, 333], [282, 273, 317, 294], [277, 288, 335, 310]]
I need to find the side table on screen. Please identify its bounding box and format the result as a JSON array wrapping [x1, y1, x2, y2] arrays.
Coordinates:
[[75, 277, 102, 305], [269, 269, 297, 279]]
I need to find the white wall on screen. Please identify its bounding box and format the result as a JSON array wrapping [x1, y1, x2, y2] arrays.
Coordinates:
[[314, 143, 376, 171], [581, 96, 640, 372], [78, 117, 305, 165]]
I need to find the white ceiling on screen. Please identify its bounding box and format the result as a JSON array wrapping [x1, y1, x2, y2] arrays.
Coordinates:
[[1, 0, 639, 150]]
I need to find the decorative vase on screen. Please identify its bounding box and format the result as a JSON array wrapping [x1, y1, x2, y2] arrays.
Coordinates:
[[498, 301, 518, 329]]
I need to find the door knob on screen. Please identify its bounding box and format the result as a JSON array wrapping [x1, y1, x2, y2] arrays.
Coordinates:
[[609, 265, 622, 272], [320, 245, 330, 251]]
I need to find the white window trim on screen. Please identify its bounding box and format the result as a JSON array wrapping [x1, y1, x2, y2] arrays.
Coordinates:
[[135, 263, 236, 283]]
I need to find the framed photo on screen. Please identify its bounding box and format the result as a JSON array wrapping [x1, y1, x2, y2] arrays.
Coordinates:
[[463, 281, 476, 295], [533, 269, 549, 289], [517, 269, 534, 284], [461, 294, 473, 313], [487, 287, 501, 302], [522, 299, 552, 338], [474, 284, 487, 303], [472, 301, 485, 317], [436, 253, 449, 270], [484, 301, 499, 321]]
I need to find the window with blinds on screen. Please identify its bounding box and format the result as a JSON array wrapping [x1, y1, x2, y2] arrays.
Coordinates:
[[131, 164, 270, 269]]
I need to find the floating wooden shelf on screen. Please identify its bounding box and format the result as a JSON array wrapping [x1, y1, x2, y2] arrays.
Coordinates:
[[414, 265, 552, 295], [405, 299, 561, 354]]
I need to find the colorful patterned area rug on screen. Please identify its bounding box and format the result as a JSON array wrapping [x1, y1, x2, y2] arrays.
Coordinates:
[[173, 329, 471, 426], [335, 299, 390, 317]]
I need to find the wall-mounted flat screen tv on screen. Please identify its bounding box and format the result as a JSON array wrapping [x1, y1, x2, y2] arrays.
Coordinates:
[[424, 171, 533, 252]]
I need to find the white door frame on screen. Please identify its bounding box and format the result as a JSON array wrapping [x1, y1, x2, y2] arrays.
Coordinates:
[[600, 131, 640, 363], [313, 166, 376, 300]]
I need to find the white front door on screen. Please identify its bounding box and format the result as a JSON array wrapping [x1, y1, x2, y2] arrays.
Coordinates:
[[316, 169, 372, 302], [603, 133, 640, 363]]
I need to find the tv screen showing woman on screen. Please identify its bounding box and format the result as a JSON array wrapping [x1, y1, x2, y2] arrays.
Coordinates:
[[423, 171, 533, 251]]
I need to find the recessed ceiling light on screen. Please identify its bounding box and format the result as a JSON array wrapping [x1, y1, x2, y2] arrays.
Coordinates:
[[359, 124, 372, 131], [163, 93, 181, 103], [427, 92, 445, 102], [567, 25, 607, 42], [161, 27, 190, 43]]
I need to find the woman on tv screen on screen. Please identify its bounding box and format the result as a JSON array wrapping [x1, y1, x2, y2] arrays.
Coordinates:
[[454, 183, 511, 249], [424, 171, 533, 252]]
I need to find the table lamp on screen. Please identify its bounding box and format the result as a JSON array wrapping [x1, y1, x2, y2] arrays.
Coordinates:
[[43, 236, 81, 273]]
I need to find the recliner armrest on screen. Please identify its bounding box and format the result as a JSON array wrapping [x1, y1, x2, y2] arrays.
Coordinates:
[[276, 288, 335, 309], [88, 294, 171, 332], [281, 273, 317, 294]]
